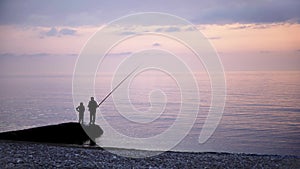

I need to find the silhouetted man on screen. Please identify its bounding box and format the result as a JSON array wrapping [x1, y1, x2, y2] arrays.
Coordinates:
[[76, 102, 85, 124], [88, 97, 98, 125]]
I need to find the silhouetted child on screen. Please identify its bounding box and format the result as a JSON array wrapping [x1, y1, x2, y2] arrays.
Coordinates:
[[76, 102, 85, 124]]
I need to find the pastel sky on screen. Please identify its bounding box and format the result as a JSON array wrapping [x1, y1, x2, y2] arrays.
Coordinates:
[[0, 0, 300, 75]]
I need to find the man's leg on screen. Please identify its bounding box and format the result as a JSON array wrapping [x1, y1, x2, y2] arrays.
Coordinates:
[[79, 113, 83, 124], [82, 113, 84, 124], [79, 113, 81, 123], [92, 112, 95, 124], [90, 112, 92, 124]]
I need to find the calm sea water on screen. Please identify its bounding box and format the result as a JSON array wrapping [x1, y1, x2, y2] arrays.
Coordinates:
[[0, 71, 299, 156]]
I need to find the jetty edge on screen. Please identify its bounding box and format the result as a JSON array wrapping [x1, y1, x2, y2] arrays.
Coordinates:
[[0, 122, 103, 145]]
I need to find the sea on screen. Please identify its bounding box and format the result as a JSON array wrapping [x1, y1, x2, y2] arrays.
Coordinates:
[[0, 71, 299, 156]]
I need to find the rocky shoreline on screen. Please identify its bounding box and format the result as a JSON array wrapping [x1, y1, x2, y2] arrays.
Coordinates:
[[0, 123, 299, 168], [0, 140, 299, 169]]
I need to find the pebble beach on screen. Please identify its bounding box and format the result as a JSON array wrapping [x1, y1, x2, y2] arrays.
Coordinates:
[[0, 140, 299, 169]]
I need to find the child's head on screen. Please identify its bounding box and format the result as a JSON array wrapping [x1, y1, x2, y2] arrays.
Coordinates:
[[80, 102, 83, 106]]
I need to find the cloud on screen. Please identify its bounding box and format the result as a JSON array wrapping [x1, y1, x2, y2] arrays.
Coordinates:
[[45, 27, 58, 36], [59, 28, 76, 35], [185, 26, 196, 31], [107, 51, 132, 56], [2, 0, 299, 26], [192, 0, 300, 24], [41, 27, 77, 37], [120, 31, 136, 35], [154, 28, 163, 32], [208, 36, 221, 40], [228, 23, 286, 30], [251, 25, 272, 29], [229, 25, 253, 30], [155, 26, 181, 32], [165, 27, 181, 32], [152, 42, 161, 47]]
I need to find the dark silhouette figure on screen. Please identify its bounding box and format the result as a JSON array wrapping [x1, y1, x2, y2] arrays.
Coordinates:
[[88, 97, 99, 125], [76, 102, 85, 124]]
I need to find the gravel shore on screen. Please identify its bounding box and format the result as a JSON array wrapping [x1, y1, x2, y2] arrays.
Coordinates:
[[0, 140, 299, 169]]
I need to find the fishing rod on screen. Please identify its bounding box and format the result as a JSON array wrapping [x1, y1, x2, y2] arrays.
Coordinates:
[[98, 67, 139, 107]]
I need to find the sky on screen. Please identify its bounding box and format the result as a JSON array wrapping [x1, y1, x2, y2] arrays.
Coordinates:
[[0, 0, 300, 75]]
